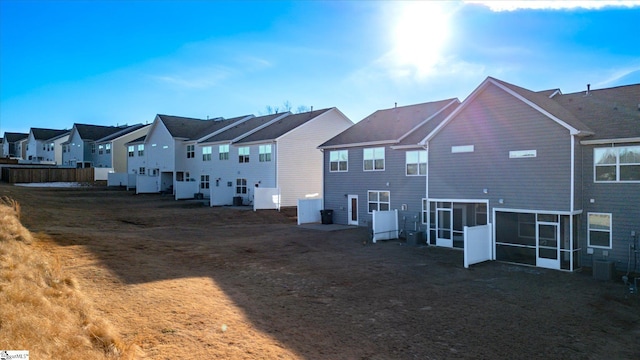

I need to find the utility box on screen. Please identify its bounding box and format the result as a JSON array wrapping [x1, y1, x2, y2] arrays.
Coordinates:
[[406, 231, 424, 246], [593, 259, 615, 281]]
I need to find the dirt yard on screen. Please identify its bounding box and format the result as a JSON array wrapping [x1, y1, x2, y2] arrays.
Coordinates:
[[2, 182, 639, 359]]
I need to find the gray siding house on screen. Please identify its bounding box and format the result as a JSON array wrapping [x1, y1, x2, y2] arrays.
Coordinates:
[[422, 77, 639, 272], [319, 99, 460, 232]]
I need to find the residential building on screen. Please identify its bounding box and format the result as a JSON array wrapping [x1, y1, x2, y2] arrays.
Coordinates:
[[2, 132, 28, 158], [24, 128, 69, 163], [319, 99, 459, 229], [61, 124, 133, 168]]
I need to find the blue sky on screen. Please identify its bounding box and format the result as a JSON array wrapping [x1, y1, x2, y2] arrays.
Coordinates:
[[1, 0, 640, 134]]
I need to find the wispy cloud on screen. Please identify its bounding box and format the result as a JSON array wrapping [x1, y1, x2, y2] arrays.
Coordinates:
[[150, 65, 235, 89], [466, 0, 640, 11]]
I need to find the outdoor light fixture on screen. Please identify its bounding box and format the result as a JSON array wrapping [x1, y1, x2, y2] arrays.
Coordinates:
[[499, 198, 504, 204], [483, 188, 488, 194]]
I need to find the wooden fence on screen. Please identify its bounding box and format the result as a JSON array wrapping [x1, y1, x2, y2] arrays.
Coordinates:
[[1, 167, 95, 184]]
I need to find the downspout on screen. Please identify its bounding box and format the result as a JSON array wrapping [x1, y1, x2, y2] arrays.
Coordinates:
[[570, 135, 575, 270], [423, 142, 429, 244], [320, 148, 325, 210]]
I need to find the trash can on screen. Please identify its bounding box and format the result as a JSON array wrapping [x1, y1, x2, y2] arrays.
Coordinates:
[[320, 209, 334, 224], [233, 196, 243, 206]]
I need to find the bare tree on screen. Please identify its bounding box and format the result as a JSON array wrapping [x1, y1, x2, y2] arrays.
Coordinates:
[[262, 101, 310, 115]]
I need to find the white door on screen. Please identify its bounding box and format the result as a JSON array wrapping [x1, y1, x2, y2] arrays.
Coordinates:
[[436, 207, 453, 247], [347, 195, 358, 225], [537, 222, 560, 269]]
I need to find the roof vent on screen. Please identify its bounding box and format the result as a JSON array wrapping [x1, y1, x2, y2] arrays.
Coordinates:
[[586, 83, 591, 96]]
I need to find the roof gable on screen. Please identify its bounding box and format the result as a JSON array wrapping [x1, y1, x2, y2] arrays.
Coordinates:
[[4, 132, 29, 143], [31, 128, 68, 141], [320, 99, 458, 148], [234, 108, 335, 144], [422, 77, 595, 144], [74, 123, 129, 141]]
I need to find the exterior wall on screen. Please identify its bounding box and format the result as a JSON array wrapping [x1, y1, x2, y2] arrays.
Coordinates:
[[428, 83, 573, 216], [323, 145, 425, 230], [581, 141, 640, 271], [52, 135, 69, 165], [145, 122, 175, 173], [94, 142, 113, 168], [63, 131, 86, 166], [25, 133, 38, 161], [126, 142, 147, 176], [276, 109, 353, 207]]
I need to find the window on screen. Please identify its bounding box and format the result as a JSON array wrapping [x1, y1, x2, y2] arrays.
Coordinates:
[[63, 145, 67, 153], [219, 144, 229, 160], [137, 144, 144, 156], [259, 145, 272, 162], [98, 145, 104, 155], [364, 147, 385, 171], [422, 198, 428, 224], [236, 178, 247, 194], [588, 213, 612, 248], [238, 147, 250, 163], [139, 167, 145, 175], [595, 146, 640, 182], [128, 146, 135, 157], [200, 175, 210, 189], [91, 143, 96, 153], [202, 146, 212, 161], [105, 144, 111, 154], [368, 190, 390, 213], [187, 145, 195, 158], [330, 150, 348, 172], [406, 150, 427, 175]]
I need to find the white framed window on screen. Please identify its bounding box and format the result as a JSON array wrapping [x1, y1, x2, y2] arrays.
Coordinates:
[[202, 146, 212, 161], [368, 190, 390, 213], [422, 198, 428, 224], [588, 212, 612, 249], [406, 150, 427, 176], [139, 167, 145, 175], [594, 146, 640, 182], [364, 147, 385, 171], [98, 144, 104, 155], [330, 150, 348, 172], [238, 147, 250, 163], [236, 178, 247, 194], [91, 143, 96, 153], [105, 143, 111, 154], [219, 144, 229, 160], [137, 144, 144, 156], [128, 145, 135, 157], [200, 175, 210, 189], [187, 145, 195, 158], [259, 144, 272, 162]]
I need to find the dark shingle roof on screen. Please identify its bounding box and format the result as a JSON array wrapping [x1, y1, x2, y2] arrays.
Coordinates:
[[4, 132, 29, 143], [320, 100, 457, 148], [126, 135, 147, 145], [158, 114, 249, 140], [552, 83, 640, 140], [489, 77, 594, 135], [199, 114, 285, 143], [31, 128, 68, 141], [397, 100, 460, 146], [74, 124, 129, 141], [234, 109, 336, 144], [96, 124, 148, 143]]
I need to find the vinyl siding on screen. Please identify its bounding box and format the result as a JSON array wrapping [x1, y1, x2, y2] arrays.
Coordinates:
[[581, 141, 640, 271], [428, 83, 573, 214], [277, 109, 352, 207], [323, 145, 425, 229]]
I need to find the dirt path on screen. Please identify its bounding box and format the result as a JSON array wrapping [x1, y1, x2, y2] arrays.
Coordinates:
[[3, 183, 639, 359]]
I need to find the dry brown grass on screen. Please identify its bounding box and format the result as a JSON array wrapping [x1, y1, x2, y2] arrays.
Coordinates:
[[0, 198, 139, 359]]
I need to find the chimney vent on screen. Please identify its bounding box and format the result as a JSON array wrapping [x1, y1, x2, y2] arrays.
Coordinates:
[[586, 83, 591, 95], [395, 102, 397, 108]]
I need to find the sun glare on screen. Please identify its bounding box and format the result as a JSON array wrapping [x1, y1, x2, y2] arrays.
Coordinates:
[[391, 2, 452, 77]]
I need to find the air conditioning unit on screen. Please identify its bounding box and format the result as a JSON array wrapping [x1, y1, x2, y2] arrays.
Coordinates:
[[593, 259, 615, 281]]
